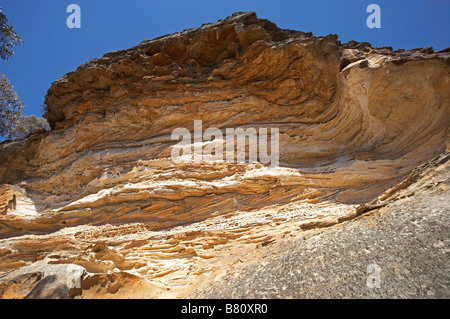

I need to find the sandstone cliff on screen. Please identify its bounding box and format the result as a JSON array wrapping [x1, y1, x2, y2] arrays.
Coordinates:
[[0, 12, 448, 299]]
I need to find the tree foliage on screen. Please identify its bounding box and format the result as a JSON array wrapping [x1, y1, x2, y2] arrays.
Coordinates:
[[0, 73, 24, 138], [10, 114, 50, 140], [0, 8, 25, 139], [0, 8, 23, 60]]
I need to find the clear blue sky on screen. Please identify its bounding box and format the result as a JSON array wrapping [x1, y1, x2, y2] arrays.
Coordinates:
[[1, 0, 449, 118]]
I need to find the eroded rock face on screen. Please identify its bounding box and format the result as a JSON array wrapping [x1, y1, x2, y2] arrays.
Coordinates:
[[0, 12, 448, 298]]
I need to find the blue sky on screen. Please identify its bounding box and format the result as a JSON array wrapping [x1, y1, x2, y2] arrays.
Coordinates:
[[1, 0, 449, 118]]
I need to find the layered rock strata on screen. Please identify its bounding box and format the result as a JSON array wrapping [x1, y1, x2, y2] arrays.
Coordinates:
[[0, 12, 448, 298]]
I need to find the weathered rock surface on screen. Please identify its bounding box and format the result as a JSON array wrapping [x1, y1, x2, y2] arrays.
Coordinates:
[[0, 12, 448, 298], [200, 154, 450, 298], [0, 263, 86, 299]]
